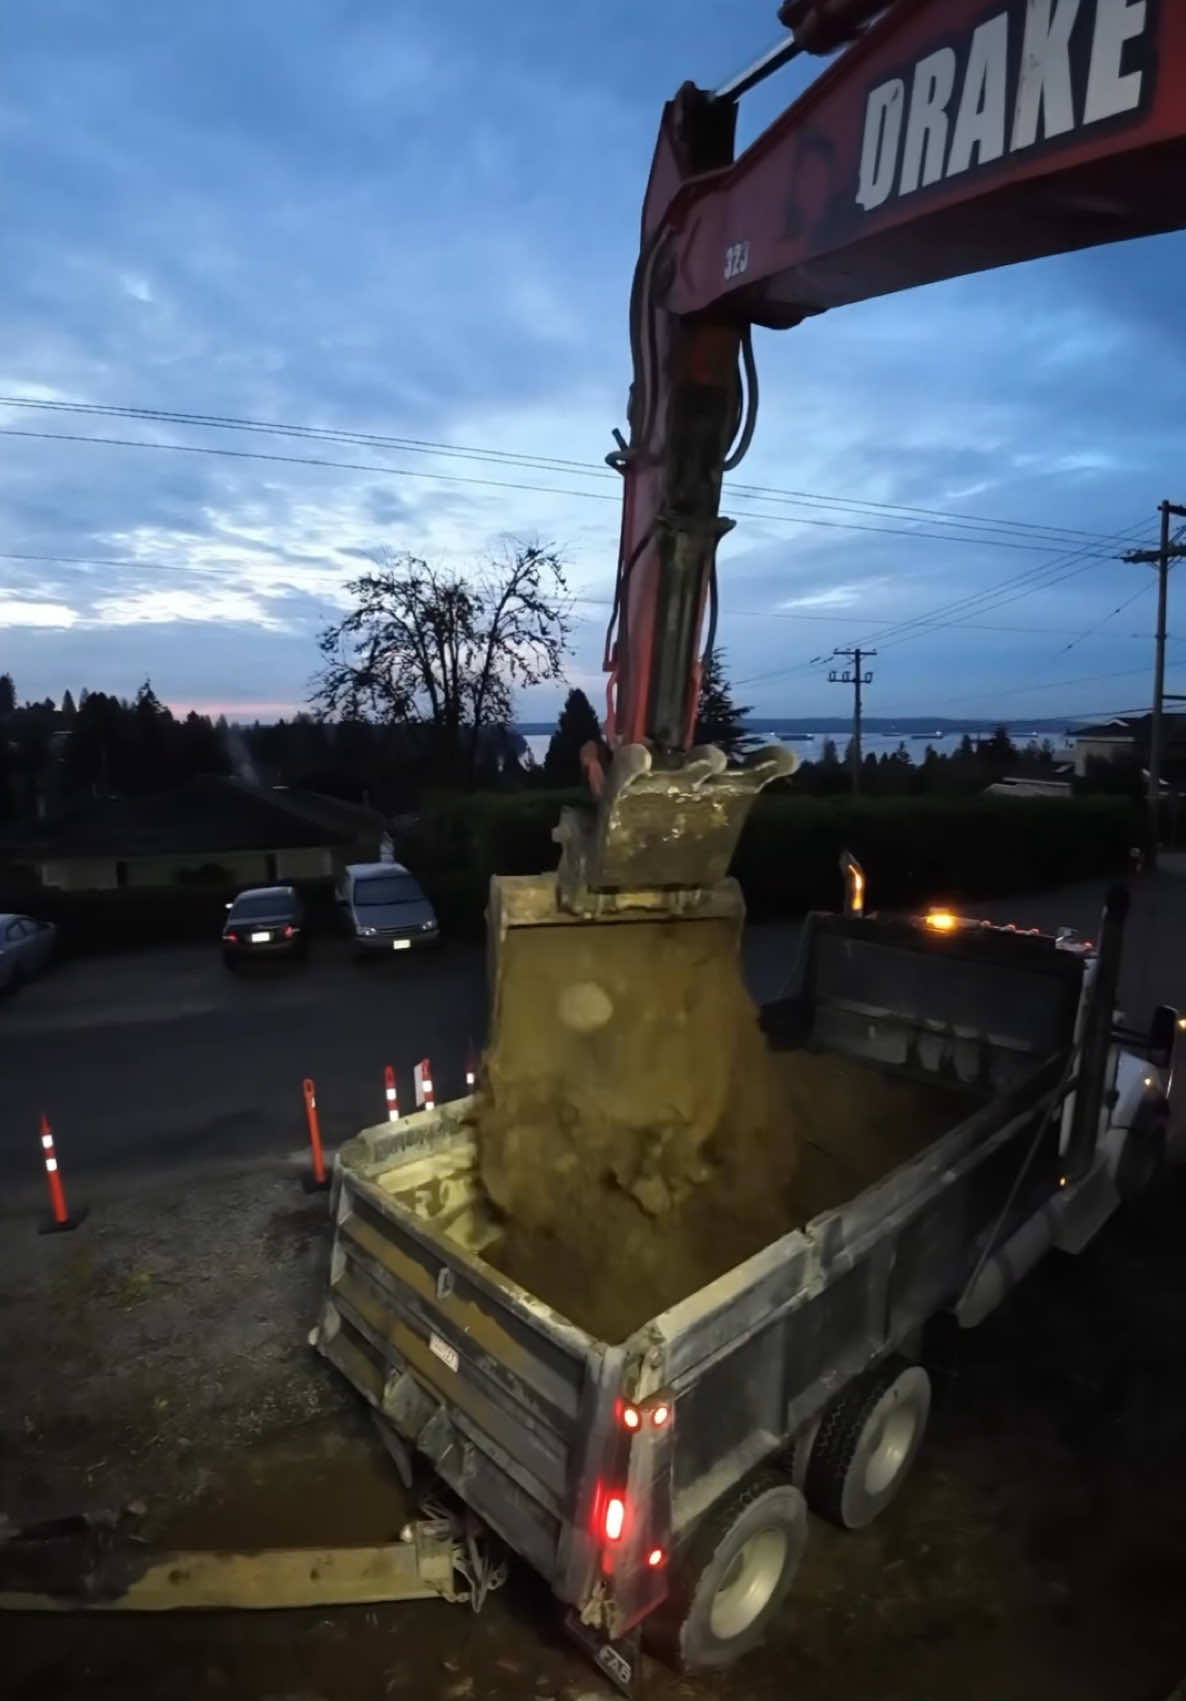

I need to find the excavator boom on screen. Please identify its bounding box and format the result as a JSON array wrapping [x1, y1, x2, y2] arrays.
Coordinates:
[[609, 0, 1186, 775], [484, 1, 1186, 1246]]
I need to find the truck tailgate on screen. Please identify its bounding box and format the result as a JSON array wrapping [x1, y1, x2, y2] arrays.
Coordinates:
[[314, 1108, 616, 1591]]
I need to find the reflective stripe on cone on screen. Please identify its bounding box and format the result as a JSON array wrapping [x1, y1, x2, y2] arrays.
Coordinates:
[[413, 1059, 435, 1112]]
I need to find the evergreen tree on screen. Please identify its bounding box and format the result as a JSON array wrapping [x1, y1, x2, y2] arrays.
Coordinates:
[[694, 648, 754, 760], [981, 723, 1018, 778], [61, 689, 77, 720], [984, 723, 1016, 761], [543, 688, 603, 787], [0, 674, 14, 718]]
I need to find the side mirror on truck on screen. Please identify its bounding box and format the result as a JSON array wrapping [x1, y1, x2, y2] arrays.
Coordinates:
[[1148, 1004, 1180, 1070]]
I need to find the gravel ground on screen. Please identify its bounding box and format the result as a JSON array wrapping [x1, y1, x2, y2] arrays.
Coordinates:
[[4, 878, 1186, 1698], [3, 1163, 1186, 1701], [0, 1156, 351, 1534]]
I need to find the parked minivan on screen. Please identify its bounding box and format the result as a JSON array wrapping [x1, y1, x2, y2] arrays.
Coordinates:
[[337, 861, 440, 956]]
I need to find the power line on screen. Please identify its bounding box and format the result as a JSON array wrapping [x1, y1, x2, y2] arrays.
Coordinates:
[[850, 519, 1150, 653], [1, 561, 1167, 650], [1, 407, 1160, 702], [567, 593, 1157, 638], [1057, 580, 1152, 655], [0, 424, 1136, 560], [875, 665, 1178, 718], [0, 426, 625, 509], [739, 547, 1119, 685], [726, 504, 1117, 553], [0, 393, 1130, 551], [725, 479, 1113, 546], [735, 516, 1154, 687]]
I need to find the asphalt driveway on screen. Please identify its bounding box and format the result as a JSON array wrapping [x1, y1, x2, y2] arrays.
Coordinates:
[[3, 869, 1185, 1197]]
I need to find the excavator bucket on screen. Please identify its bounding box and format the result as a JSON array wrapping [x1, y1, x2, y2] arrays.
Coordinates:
[[479, 743, 797, 1233]]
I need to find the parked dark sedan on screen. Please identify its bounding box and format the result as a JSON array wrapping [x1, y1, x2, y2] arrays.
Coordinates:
[[221, 886, 307, 967], [0, 912, 57, 992]]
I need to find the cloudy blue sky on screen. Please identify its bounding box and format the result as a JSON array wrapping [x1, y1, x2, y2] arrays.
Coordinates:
[[2, 0, 1184, 727]]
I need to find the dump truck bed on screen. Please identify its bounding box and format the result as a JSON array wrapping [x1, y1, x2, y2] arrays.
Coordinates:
[[315, 912, 1089, 1631]]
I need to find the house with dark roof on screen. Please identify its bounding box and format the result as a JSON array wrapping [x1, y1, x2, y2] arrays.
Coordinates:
[[0, 776, 389, 892], [1071, 713, 1186, 781], [984, 775, 1073, 799]]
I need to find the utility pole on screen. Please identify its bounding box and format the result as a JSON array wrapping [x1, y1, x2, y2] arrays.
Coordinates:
[[1122, 501, 1186, 868], [829, 647, 876, 793]]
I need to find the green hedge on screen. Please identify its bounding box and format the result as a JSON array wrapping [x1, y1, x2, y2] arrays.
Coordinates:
[[397, 791, 574, 941], [0, 793, 1136, 956], [734, 793, 1134, 919], [403, 790, 1135, 935]]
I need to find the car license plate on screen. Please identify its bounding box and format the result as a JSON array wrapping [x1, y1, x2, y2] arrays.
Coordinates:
[[429, 1331, 459, 1374], [250, 931, 271, 943], [392, 939, 411, 951]]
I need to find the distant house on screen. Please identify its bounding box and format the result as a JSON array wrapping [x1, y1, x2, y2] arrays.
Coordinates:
[[0, 776, 388, 892], [1071, 718, 1137, 776], [1070, 713, 1186, 781]]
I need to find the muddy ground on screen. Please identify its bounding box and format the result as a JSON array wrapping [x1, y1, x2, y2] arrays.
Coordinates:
[[5, 874, 1186, 1698], [2, 1145, 1185, 1700]]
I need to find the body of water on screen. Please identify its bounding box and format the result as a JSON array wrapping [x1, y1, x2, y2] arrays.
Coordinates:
[[523, 724, 1067, 769]]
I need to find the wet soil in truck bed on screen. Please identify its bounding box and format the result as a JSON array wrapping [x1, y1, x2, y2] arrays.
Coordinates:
[[482, 1046, 974, 1343]]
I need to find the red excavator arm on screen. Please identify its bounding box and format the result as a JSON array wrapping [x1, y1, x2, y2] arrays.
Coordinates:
[[603, 0, 1186, 764]]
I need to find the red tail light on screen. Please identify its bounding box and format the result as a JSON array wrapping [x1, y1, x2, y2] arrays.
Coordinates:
[[647, 1547, 665, 1568], [283, 924, 297, 938], [619, 1393, 673, 1430], [224, 930, 239, 942], [603, 1496, 626, 1543]]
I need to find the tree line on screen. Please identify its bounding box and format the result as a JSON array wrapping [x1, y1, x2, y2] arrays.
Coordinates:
[[0, 530, 1105, 828], [0, 676, 231, 822]]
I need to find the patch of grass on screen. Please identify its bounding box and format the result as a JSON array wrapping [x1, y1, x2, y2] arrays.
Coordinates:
[[111, 1267, 155, 1309], [45, 1244, 99, 1319]]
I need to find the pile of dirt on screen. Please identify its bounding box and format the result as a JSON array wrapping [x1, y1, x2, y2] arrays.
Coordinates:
[[477, 910, 970, 1341], [483, 1049, 968, 1341], [480, 913, 783, 1212]]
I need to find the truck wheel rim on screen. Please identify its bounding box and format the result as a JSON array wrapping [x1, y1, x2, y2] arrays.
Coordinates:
[[863, 1401, 917, 1497], [709, 1528, 787, 1640]]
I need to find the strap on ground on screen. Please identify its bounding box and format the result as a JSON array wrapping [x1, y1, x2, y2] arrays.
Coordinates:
[[0, 1511, 462, 1611]]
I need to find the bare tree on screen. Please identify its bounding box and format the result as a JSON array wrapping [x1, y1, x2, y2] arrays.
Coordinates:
[[313, 540, 570, 781]]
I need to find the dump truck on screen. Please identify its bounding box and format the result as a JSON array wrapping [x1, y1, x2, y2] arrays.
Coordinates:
[[313, 2, 1186, 1681], [313, 886, 1179, 1689]]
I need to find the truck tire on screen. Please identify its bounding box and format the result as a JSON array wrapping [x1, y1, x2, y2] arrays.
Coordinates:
[[1116, 1112, 1168, 1201], [805, 1357, 931, 1530], [663, 1473, 807, 1671]]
